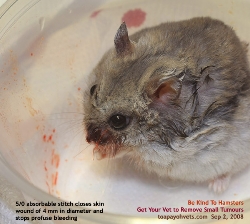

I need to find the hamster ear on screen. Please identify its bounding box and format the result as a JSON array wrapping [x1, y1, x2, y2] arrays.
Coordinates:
[[114, 22, 133, 56], [147, 73, 185, 104]]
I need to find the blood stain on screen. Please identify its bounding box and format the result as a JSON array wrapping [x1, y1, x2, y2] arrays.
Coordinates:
[[43, 135, 46, 142], [48, 134, 53, 142], [78, 87, 81, 91], [52, 172, 58, 185], [90, 9, 102, 18], [51, 150, 60, 168], [122, 8, 146, 28], [44, 161, 48, 171]]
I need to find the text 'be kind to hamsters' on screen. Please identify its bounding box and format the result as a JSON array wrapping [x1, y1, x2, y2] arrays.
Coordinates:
[[83, 17, 250, 193]]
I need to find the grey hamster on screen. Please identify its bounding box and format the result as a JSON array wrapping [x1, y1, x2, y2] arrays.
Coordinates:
[[83, 17, 250, 193]]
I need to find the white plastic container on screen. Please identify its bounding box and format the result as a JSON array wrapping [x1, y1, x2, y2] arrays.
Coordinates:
[[0, 0, 250, 223]]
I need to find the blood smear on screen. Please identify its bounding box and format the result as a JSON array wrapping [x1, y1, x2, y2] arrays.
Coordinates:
[[43, 135, 46, 142], [122, 9, 146, 28], [90, 10, 102, 18]]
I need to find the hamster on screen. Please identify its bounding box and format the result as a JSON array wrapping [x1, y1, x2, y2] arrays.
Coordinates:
[[83, 17, 250, 193]]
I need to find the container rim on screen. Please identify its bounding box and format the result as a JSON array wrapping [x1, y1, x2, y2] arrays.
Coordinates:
[[0, 1, 249, 223]]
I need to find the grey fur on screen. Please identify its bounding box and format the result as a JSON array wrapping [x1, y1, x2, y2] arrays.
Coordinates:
[[83, 17, 250, 192]]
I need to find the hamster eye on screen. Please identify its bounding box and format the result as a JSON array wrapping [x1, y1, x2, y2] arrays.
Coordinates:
[[90, 84, 97, 96], [108, 114, 130, 130]]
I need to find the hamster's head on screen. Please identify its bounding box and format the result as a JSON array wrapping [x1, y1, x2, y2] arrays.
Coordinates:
[[83, 23, 191, 162]]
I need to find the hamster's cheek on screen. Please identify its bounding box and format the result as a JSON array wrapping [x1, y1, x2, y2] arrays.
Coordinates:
[[114, 148, 133, 158], [129, 145, 175, 166]]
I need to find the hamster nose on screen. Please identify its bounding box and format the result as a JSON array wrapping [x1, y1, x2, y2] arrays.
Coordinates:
[[86, 125, 111, 145]]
